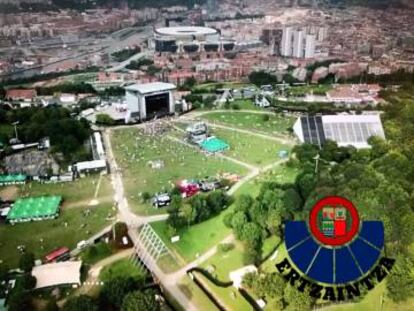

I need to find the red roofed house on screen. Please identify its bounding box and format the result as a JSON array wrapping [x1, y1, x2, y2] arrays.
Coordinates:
[[6, 89, 37, 103]]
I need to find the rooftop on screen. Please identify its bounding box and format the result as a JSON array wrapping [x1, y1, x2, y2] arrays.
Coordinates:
[[125, 82, 176, 94], [155, 26, 218, 36], [32, 261, 82, 289], [7, 196, 62, 221]]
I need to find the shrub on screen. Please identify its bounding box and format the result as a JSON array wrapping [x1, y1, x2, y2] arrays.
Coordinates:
[[262, 114, 270, 122], [231, 103, 241, 110], [218, 243, 235, 253]]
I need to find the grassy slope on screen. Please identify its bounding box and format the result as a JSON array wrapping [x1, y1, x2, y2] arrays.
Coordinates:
[[110, 128, 247, 216], [99, 258, 147, 282], [0, 175, 114, 267], [212, 127, 292, 166], [202, 111, 295, 135]]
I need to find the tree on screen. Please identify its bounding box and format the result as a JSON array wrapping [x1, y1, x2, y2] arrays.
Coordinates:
[[248, 71, 277, 86], [7, 289, 33, 311], [387, 256, 414, 302], [283, 284, 315, 311], [19, 252, 35, 272], [283, 188, 303, 212], [100, 277, 140, 308], [206, 190, 230, 214], [19, 274, 37, 290], [0, 263, 8, 282], [231, 211, 248, 239], [96, 113, 116, 125], [296, 172, 316, 200], [63, 295, 98, 311], [235, 194, 254, 213], [121, 289, 160, 311], [45, 299, 59, 311], [241, 222, 263, 244], [266, 209, 282, 236]]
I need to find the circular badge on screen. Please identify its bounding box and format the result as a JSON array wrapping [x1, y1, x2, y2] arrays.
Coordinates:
[[309, 196, 360, 247]]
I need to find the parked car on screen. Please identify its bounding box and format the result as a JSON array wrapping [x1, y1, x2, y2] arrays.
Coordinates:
[[152, 193, 171, 208]]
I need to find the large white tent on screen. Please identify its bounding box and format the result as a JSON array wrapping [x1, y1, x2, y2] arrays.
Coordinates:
[[293, 114, 385, 149]]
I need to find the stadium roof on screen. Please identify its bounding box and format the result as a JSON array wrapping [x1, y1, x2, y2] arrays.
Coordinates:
[[0, 174, 27, 185], [125, 82, 176, 94], [293, 114, 385, 149], [155, 26, 218, 37], [7, 196, 62, 221]]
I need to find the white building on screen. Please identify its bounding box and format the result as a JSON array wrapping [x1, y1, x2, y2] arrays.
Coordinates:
[[280, 27, 317, 59], [293, 114, 385, 149], [125, 82, 176, 122]]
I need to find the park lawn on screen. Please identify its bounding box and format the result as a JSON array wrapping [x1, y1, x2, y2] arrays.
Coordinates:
[[324, 281, 414, 311], [230, 99, 260, 110], [196, 273, 252, 311], [287, 84, 332, 96], [99, 258, 147, 282], [110, 128, 247, 215], [18, 175, 113, 207], [201, 241, 245, 280], [0, 202, 114, 268], [178, 276, 219, 311], [211, 127, 292, 166], [151, 213, 232, 263], [81, 242, 114, 266], [258, 163, 301, 184], [202, 111, 295, 135], [193, 82, 256, 92]]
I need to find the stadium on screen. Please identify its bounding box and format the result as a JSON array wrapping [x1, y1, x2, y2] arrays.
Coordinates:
[[153, 26, 235, 54]]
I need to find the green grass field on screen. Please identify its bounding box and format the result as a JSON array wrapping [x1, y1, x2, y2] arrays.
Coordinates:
[[18, 175, 113, 207], [287, 84, 333, 96], [151, 215, 232, 263], [211, 128, 292, 166], [99, 258, 147, 282], [110, 128, 247, 215], [0, 175, 115, 268], [0, 202, 114, 267], [202, 111, 295, 135], [178, 276, 219, 311]]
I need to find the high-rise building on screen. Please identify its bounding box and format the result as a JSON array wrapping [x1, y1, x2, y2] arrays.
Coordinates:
[[305, 34, 316, 58], [281, 27, 294, 57], [280, 27, 317, 59], [207, 0, 218, 15]]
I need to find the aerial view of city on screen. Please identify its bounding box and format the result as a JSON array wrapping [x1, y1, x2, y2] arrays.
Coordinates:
[[0, 0, 414, 310]]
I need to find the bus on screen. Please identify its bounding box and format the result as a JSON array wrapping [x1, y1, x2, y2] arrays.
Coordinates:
[[44, 247, 70, 263]]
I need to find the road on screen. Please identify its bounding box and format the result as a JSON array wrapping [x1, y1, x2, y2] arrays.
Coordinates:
[[106, 50, 152, 72]]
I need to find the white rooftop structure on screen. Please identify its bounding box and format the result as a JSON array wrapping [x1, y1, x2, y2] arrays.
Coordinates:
[[125, 82, 176, 95], [293, 114, 385, 149], [229, 265, 258, 289], [32, 261, 82, 289], [155, 26, 218, 37], [125, 82, 176, 122]]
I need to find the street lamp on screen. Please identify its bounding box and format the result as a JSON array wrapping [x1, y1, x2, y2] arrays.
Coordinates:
[[12, 121, 19, 142], [313, 153, 320, 174]]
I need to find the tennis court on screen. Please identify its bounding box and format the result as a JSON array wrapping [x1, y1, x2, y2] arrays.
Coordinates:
[[6, 196, 62, 223], [200, 137, 229, 153]]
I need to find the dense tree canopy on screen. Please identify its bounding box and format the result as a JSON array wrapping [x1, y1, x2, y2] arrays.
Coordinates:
[[1, 106, 91, 163]]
